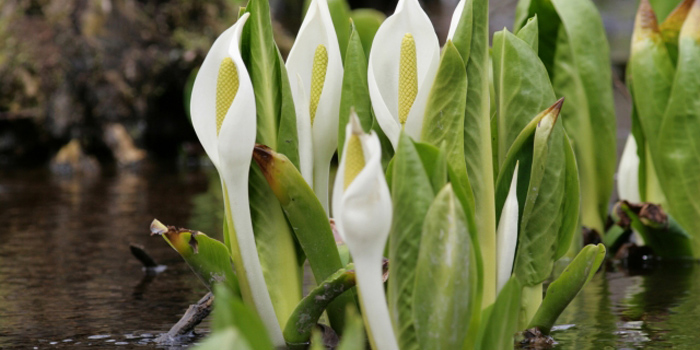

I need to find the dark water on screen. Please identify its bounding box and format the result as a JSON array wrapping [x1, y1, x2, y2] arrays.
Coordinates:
[[2, 165, 700, 350]]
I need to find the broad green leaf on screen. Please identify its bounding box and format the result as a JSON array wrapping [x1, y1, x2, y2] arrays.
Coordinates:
[[451, 0, 498, 308], [513, 0, 561, 75], [252, 145, 355, 330], [283, 263, 361, 345], [659, 0, 694, 64], [656, 3, 700, 256], [474, 277, 522, 350], [529, 244, 606, 335], [629, 0, 676, 150], [516, 15, 539, 52], [211, 284, 274, 350], [150, 220, 239, 296], [421, 41, 469, 203], [276, 48, 300, 169], [337, 307, 367, 350], [242, 0, 282, 148], [413, 184, 474, 350], [650, 0, 684, 22], [615, 201, 693, 258], [349, 9, 385, 61], [547, 0, 617, 233], [248, 163, 302, 329], [385, 140, 447, 194], [328, 0, 351, 61], [388, 133, 435, 350], [339, 25, 373, 155], [492, 28, 557, 166], [193, 328, 252, 350]]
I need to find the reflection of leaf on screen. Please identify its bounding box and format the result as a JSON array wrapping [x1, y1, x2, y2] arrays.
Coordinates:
[[150, 220, 239, 296], [529, 244, 606, 335], [413, 184, 474, 350]]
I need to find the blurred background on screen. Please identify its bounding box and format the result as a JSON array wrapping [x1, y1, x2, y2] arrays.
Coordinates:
[[0, 0, 634, 170]]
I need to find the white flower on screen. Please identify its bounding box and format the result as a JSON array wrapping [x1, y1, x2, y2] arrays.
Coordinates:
[[333, 113, 398, 350], [496, 162, 519, 294], [286, 0, 343, 212], [618, 134, 641, 203], [368, 0, 440, 149], [189, 13, 284, 346]]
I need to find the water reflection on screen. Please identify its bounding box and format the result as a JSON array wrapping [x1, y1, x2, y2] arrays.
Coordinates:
[[0, 165, 215, 348]]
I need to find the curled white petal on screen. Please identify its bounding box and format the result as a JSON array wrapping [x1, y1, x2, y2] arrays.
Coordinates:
[[368, 0, 440, 149], [286, 0, 343, 212], [496, 162, 519, 295], [447, 0, 466, 41], [294, 75, 314, 186], [203, 13, 284, 346], [333, 115, 397, 350], [190, 20, 239, 170], [617, 134, 641, 203]]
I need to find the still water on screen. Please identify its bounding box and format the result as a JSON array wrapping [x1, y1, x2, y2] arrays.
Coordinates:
[[1, 164, 699, 349]]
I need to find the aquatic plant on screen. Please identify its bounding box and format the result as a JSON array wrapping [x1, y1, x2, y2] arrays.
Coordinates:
[[618, 0, 700, 257], [153, 0, 614, 348]]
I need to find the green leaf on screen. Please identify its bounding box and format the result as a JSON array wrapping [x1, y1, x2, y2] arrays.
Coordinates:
[[252, 145, 356, 331], [413, 184, 475, 350], [528, 244, 606, 335], [248, 163, 302, 329], [387, 133, 435, 350], [193, 328, 252, 350], [613, 201, 694, 258], [516, 15, 539, 52], [339, 25, 373, 155], [656, 5, 700, 256], [349, 9, 385, 61], [211, 284, 275, 350], [150, 220, 239, 296], [421, 41, 470, 216], [327, 0, 351, 61], [495, 99, 579, 288], [475, 277, 522, 350], [337, 307, 367, 350], [513, 0, 561, 75], [283, 263, 362, 346], [542, 0, 616, 233], [276, 48, 300, 169], [649, 0, 684, 22], [492, 28, 557, 166], [451, 0, 499, 308], [659, 0, 694, 64], [242, 0, 282, 148]]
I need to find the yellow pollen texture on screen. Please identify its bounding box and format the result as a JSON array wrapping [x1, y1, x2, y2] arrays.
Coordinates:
[[344, 134, 365, 190], [399, 33, 418, 126], [310, 44, 328, 126], [216, 57, 239, 135]]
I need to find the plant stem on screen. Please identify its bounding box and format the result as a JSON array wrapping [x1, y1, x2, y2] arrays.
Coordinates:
[[354, 257, 399, 350], [519, 283, 543, 330]]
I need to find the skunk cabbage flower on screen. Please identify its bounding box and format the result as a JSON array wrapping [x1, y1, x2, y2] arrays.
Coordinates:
[[333, 113, 398, 350], [617, 134, 641, 203], [496, 163, 519, 294], [286, 0, 343, 212], [368, 0, 440, 149], [189, 13, 284, 345]]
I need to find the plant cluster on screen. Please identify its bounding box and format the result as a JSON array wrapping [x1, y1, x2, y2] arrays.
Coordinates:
[[144, 0, 700, 348]]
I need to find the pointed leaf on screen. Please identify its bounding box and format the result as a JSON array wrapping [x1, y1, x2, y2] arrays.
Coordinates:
[[211, 284, 275, 350], [475, 277, 522, 350], [339, 25, 373, 155], [528, 244, 606, 335]]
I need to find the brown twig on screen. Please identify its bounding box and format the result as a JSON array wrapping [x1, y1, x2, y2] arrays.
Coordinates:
[[155, 292, 214, 344]]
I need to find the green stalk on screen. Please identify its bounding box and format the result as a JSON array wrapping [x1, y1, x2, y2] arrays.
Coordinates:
[[519, 283, 543, 330]]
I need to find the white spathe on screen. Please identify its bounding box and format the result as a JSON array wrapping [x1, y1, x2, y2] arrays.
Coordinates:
[[368, 0, 440, 149], [189, 13, 284, 346], [618, 134, 641, 203], [447, 0, 466, 40], [496, 162, 519, 295], [333, 114, 398, 350], [286, 0, 343, 213]]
